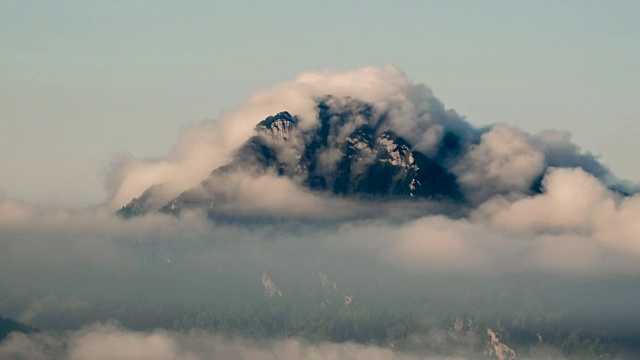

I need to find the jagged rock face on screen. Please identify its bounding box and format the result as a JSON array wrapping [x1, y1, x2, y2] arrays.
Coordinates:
[[118, 97, 464, 218]]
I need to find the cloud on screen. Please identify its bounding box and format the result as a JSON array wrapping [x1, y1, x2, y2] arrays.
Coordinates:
[[477, 167, 640, 255], [0, 324, 450, 360], [1, 165, 639, 292], [107, 120, 226, 209], [453, 124, 545, 203], [210, 173, 359, 219], [1, 323, 579, 360], [1, 180, 639, 357], [531, 130, 609, 179], [328, 211, 639, 276]]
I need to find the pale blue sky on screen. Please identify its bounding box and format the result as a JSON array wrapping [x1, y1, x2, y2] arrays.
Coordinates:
[[1, 1, 639, 206]]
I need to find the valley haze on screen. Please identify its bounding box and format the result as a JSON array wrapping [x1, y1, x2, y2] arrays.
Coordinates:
[[1, 65, 640, 360]]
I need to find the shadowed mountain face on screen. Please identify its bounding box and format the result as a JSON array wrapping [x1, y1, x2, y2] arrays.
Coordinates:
[[118, 97, 470, 218]]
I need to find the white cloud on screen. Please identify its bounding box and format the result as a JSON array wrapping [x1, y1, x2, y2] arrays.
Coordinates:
[[478, 167, 640, 255], [454, 124, 545, 203], [0, 324, 470, 360], [107, 120, 226, 209]]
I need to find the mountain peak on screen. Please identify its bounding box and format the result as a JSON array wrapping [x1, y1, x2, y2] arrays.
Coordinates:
[[255, 111, 298, 140], [117, 98, 466, 218]]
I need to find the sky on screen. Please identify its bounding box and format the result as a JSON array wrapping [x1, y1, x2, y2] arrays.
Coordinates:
[[1, 0, 639, 207]]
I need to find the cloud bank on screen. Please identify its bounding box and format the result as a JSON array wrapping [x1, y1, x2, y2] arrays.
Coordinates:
[[0, 323, 577, 360]]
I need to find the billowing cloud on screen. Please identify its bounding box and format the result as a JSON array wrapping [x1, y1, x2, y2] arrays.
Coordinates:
[[477, 167, 640, 255], [106, 120, 226, 209], [453, 124, 545, 203]]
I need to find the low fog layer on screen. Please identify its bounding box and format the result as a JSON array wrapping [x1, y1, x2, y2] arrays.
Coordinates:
[[1, 65, 639, 358], [0, 323, 583, 360]]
